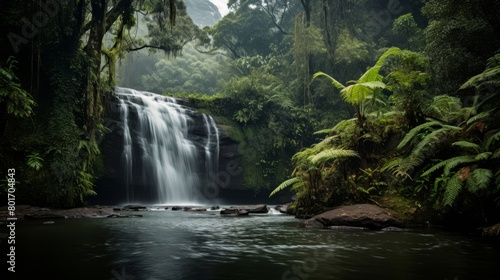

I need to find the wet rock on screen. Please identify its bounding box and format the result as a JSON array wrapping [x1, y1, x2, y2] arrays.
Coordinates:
[[275, 203, 290, 214], [107, 214, 143, 218], [210, 205, 220, 210], [328, 226, 368, 230], [24, 213, 66, 220], [122, 205, 148, 211], [220, 208, 249, 216], [302, 204, 404, 230], [230, 204, 268, 214], [184, 207, 207, 212], [171, 206, 183, 211]]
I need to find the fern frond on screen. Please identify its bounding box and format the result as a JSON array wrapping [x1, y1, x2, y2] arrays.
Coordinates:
[[492, 148, 500, 159], [309, 148, 359, 165], [452, 141, 481, 153], [331, 118, 356, 133], [269, 177, 301, 197], [470, 168, 493, 192], [474, 152, 492, 161], [397, 121, 443, 149], [381, 157, 403, 173], [443, 156, 475, 176], [312, 71, 345, 90], [485, 130, 500, 150], [466, 110, 493, 125], [443, 174, 463, 207], [420, 159, 450, 177], [314, 128, 334, 135]]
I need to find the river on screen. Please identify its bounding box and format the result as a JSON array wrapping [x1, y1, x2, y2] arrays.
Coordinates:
[[4, 207, 500, 279]]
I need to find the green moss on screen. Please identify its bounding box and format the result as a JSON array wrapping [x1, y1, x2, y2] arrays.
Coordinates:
[[377, 188, 421, 225]]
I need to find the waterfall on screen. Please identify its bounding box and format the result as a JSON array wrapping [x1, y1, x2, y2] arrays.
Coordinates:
[[114, 87, 219, 205]]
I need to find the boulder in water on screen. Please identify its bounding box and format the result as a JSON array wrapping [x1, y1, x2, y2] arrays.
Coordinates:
[[302, 204, 404, 230], [220, 208, 249, 216]]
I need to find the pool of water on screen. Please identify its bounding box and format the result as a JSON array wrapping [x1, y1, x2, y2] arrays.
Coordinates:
[[2, 208, 499, 279]]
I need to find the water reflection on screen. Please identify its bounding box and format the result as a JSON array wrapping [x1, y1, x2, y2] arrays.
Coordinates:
[[8, 210, 500, 280]]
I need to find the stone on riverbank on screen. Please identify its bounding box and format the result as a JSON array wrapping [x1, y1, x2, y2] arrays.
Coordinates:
[[302, 204, 404, 230]]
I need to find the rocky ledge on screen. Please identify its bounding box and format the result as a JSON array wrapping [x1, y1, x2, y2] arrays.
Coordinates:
[[302, 204, 404, 230]]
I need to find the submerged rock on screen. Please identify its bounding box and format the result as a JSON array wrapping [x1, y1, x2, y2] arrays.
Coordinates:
[[302, 204, 404, 230]]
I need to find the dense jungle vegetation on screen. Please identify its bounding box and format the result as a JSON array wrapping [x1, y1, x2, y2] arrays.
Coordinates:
[[1, 0, 500, 234]]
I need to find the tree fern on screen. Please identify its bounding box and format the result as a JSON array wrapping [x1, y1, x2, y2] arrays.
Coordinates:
[[269, 177, 301, 197], [443, 174, 463, 207]]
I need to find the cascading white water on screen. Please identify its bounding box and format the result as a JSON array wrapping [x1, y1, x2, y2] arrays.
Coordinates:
[[115, 87, 219, 205]]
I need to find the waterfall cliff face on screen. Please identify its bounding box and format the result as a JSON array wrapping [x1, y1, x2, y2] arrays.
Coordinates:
[[104, 87, 219, 205]]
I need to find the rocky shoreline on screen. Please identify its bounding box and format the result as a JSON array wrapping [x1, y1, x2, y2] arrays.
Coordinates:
[[1, 203, 407, 232], [0, 203, 291, 221]]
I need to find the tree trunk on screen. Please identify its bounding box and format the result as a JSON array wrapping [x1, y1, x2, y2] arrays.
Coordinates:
[[84, 0, 106, 138]]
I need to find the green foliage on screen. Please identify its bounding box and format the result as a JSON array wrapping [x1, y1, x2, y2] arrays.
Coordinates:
[[26, 152, 44, 171], [310, 148, 359, 165], [269, 177, 301, 198], [390, 13, 424, 51], [423, 0, 500, 94], [0, 56, 36, 118]]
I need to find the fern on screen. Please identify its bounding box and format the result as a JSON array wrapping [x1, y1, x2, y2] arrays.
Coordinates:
[[26, 152, 44, 171], [443, 156, 476, 176], [312, 71, 345, 90], [381, 157, 403, 173], [420, 159, 450, 177], [269, 177, 301, 197], [443, 174, 463, 207], [466, 110, 493, 125], [452, 141, 481, 153], [474, 152, 492, 161], [309, 148, 359, 165], [485, 130, 500, 150], [397, 121, 443, 149], [470, 168, 493, 192]]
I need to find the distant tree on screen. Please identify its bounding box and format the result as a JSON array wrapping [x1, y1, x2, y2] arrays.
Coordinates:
[[423, 0, 500, 94]]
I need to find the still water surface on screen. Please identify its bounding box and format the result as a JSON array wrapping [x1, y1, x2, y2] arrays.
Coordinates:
[[7, 208, 500, 280]]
